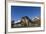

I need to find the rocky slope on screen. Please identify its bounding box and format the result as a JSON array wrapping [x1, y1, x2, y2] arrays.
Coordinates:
[[11, 16, 41, 28]]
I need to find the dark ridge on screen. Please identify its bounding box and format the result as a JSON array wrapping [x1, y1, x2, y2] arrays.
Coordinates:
[[21, 16, 33, 23]]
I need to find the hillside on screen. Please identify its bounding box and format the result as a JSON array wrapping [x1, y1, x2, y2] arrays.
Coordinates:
[[11, 16, 41, 28]]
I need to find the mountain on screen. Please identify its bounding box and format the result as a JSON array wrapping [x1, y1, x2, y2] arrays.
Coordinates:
[[31, 16, 41, 27], [20, 16, 33, 26], [32, 16, 40, 21], [11, 16, 41, 28], [14, 19, 21, 23]]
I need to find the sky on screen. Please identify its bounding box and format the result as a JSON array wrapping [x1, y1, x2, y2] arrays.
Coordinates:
[[11, 6, 41, 21]]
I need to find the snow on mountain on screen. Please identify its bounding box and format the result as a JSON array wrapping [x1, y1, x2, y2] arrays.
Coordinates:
[[14, 19, 21, 23], [14, 16, 40, 23], [32, 16, 40, 21]]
